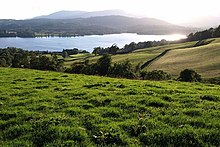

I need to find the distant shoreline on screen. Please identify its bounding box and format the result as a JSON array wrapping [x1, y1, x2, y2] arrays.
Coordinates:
[[0, 33, 186, 38]]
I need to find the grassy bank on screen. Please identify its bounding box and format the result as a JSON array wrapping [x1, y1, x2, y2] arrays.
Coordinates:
[[0, 67, 220, 146]]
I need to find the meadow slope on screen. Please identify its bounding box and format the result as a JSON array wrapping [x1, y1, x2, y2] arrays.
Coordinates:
[[64, 41, 197, 67], [77, 38, 220, 78], [147, 38, 220, 78], [0, 68, 220, 146]]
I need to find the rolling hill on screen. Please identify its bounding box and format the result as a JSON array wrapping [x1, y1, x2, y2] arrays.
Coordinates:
[[64, 38, 220, 79], [0, 67, 220, 146], [147, 38, 220, 78]]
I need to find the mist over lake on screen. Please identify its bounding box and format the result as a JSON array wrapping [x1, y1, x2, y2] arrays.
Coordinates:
[[0, 33, 186, 52]]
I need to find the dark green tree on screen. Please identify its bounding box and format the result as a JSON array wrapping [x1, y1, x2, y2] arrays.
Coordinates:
[[0, 58, 7, 67], [62, 51, 69, 58], [140, 70, 171, 81], [92, 47, 102, 56], [96, 54, 112, 76], [178, 69, 202, 82], [108, 44, 119, 55], [109, 60, 136, 79]]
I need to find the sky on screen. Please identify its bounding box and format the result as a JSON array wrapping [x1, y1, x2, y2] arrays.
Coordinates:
[[1, 0, 220, 24]]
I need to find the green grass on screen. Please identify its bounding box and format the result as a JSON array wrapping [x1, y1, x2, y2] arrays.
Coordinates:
[[0, 67, 220, 146], [62, 41, 196, 67], [88, 41, 196, 66], [63, 53, 94, 67], [65, 38, 220, 78], [148, 38, 220, 78]]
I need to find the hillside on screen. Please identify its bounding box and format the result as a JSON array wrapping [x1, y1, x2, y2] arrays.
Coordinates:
[[64, 41, 197, 67], [0, 67, 220, 146], [147, 38, 220, 78], [65, 38, 220, 79]]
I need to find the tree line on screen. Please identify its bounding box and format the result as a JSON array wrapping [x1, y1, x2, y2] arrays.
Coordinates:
[[0, 47, 208, 83], [92, 40, 170, 55], [187, 25, 220, 41], [66, 54, 202, 82], [0, 48, 63, 71]]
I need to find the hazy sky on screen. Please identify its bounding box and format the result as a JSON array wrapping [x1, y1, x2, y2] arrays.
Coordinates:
[[1, 0, 220, 24]]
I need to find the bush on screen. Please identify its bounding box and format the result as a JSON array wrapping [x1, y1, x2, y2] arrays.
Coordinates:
[[140, 70, 171, 81], [108, 60, 136, 79], [178, 69, 201, 82], [96, 54, 112, 76]]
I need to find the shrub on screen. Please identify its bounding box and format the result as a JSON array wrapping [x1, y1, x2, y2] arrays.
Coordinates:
[[140, 70, 171, 81], [178, 69, 202, 82], [96, 54, 112, 76], [109, 60, 136, 79]]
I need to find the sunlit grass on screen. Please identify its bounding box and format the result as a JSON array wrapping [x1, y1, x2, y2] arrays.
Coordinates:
[[148, 38, 220, 78], [0, 67, 220, 146]]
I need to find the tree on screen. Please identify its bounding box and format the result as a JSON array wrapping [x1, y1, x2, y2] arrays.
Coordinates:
[[108, 44, 119, 55], [11, 53, 22, 68], [62, 51, 69, 58], [0, 58, 7, 67], [68, 62, 86, 74], [178, 69, 201, 82], [109, 60, 136, 79], [50, 54, 64, 71], [92, 47, 102, 56], [140, 70, 171, 81], [96, 54, 112, 76]]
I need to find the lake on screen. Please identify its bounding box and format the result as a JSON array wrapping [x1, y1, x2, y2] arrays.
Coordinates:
[[0, 33, 186, 52]]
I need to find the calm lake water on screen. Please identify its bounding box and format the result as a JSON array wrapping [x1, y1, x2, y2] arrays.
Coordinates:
[[0, 33, 186, 52]]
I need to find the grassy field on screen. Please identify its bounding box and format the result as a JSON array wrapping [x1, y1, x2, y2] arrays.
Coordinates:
[[0, 67, 220, 146], [62, 41, 196, 68], [63, 53, 94, 67], [148, 38, 220, 78], [64, 38, 220, 79]]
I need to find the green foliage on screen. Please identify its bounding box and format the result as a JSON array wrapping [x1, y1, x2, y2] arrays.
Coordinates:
[[67, 62, 86, 74], [96, 54, 112, 76], [0, 48, 64, 71], [204, 77, 220, 85], [120, 39, 170, 53], [62, 51, 69, 58], [67, 54, 112, 76], [140, 70, 171, 80], [92, 44, 119, 55], [0, 58, 7, 67], [178, 69, 202, 82], [187, 26, 220, 41], [109, 60, 136, 79], [30, 54, 63, 71]]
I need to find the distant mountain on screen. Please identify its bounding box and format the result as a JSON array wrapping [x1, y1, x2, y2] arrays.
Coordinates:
[[34, 10, 132, 19], [35, 11, 87, 19], [0, 11, 196, 37]]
